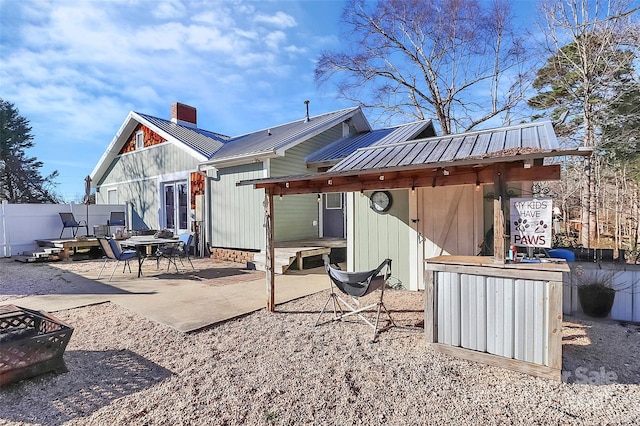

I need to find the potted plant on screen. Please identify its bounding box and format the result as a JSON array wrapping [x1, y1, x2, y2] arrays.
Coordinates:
[[575, 269, 617, 318]]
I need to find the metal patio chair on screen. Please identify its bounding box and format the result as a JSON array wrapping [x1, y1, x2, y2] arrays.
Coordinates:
[[156, 232, 194, 272], [315, 255, 395, 341], [58, 212, 88, 239], [97, 237, 138, 281], [107, 211, 126, 231]]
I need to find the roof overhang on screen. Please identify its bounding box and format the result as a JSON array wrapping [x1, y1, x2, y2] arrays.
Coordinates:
[[238, 146, 592, 195], [90, 111, 209, 186], [200, 107, 371, 169]]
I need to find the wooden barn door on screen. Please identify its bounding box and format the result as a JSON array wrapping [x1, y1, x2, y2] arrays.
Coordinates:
[[418, 185, 484, 259]]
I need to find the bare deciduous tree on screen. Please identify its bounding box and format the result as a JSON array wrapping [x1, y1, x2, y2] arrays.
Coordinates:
[[315, 0, 528, 134], [534, 0, 639, 247]]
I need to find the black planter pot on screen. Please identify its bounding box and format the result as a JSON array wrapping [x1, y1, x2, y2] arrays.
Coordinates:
[[578, 284, 616, 318]]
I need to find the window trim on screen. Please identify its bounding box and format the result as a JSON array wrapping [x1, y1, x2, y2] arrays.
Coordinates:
[[135, 130, 144, 150], [107, 188, 118, 204], [325, 193, 342, 210]]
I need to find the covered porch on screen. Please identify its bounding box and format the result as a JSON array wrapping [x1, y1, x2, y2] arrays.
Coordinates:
[[241, 121, 592, 380]]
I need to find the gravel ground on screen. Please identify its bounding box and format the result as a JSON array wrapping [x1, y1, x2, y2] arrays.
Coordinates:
[[1, 259, 639, 425]]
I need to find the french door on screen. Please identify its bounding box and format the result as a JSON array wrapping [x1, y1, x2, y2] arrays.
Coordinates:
[[162, 181, 188, 234]]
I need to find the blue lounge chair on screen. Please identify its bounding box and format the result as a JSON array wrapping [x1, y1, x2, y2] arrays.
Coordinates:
[[58, 212, 88, 239], [97, 237, 138, 281]]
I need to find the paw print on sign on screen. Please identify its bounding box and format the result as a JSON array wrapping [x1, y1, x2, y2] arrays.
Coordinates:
[[514, 218, 529, 232], [534, 220, 548, 233]]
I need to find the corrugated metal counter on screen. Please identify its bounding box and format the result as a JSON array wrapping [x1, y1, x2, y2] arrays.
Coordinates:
[[424, 256, 569, 380]]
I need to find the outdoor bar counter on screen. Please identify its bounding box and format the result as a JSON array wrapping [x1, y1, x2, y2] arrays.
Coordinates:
[[424, 255, 569, 380]]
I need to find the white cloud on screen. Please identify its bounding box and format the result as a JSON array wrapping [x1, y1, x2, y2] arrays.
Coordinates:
[[264, 30, 287, 50], [284, 44, 307, 54], [253, 11, 297, 28], [1, 0, 347, 198], [153, 0, 187, 20]]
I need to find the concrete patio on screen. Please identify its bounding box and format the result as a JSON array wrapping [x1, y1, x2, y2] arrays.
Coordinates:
[[0, 257, 328, 332]]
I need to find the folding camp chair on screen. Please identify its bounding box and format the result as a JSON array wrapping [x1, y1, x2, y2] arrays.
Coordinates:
[[58, 212, 88, 239], [315, 255, 395, 341]]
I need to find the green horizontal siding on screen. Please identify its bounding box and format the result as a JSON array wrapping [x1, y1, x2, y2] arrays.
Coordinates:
[[95, 144, 200, 230], [96, 178, 159, 230], [98, 143, 200, 186]]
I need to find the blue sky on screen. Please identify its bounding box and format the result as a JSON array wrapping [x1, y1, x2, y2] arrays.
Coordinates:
[[1, 0, 541, 201]]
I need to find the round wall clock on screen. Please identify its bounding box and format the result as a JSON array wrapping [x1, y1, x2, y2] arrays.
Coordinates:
[[370, 191, 393, 213]]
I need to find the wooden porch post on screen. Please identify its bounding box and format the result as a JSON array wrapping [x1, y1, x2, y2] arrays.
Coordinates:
[[493, 164, 506, 263], [264, 189, 275, 311]]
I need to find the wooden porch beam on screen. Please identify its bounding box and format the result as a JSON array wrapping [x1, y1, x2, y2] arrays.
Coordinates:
[[493, 164, 507, 263], [254, 164, 560, 196], [264, 188, 275, 312]]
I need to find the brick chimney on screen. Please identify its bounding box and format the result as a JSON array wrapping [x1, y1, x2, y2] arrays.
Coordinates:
[[171, 102, 197, 127]]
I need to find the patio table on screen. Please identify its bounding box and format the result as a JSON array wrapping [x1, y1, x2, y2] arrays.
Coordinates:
[[119, 236, 177, 277]]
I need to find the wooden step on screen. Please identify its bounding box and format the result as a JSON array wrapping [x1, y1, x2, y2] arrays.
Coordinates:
[[250, 253, 293, 274]]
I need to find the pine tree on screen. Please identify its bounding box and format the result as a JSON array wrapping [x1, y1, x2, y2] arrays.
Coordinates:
[[0, 99, 59, 203]]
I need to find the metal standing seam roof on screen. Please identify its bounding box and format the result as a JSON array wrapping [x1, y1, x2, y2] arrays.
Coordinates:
[[206, 107, 363, 163], [329, 121, 559, 173], [305, 120, 434, 165], [135, 112, 230, 158]]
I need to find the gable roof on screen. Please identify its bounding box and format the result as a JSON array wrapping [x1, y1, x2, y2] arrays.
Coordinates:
[[329, 121, 564, 173], [202, 107, 370, 167], [136, 113, 229, 157], [90, 111, 230, 184], [305, 120, 435, 168]]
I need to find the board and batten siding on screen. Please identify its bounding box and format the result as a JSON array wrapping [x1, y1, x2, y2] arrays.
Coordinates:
[[210, 163, 265, 250], [352, 189, 411, 289], [270, 124, 344, 241]]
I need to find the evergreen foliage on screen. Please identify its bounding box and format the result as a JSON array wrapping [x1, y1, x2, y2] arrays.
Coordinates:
[[0, 99, 59, 203]]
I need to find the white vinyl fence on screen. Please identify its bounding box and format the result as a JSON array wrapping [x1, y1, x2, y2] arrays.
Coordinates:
[[0, 201, 127, 257], [563, 262, 640, 323]]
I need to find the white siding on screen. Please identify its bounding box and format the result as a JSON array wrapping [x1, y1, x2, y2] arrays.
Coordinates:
[[563, 264, 640, 323], [460, 274, 487, 352]]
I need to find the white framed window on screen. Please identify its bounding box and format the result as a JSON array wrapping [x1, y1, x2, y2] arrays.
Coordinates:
[[107, 188, 118, 204], [325, 193, 342, 210], [135, 131, 144, 150]]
